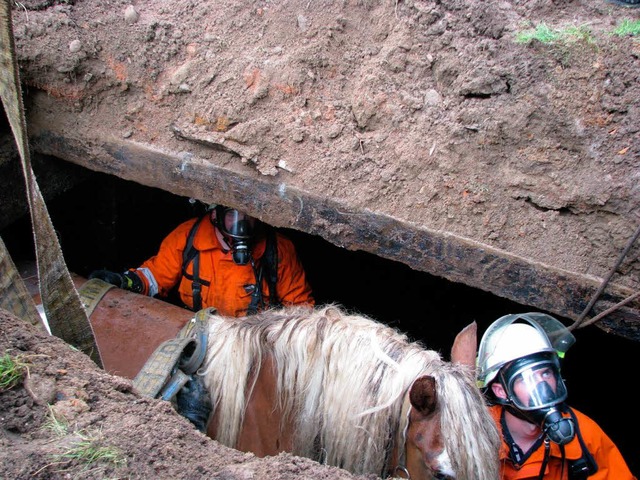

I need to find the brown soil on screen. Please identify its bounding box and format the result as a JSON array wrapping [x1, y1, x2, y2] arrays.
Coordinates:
[[10, 0, 640, 290]]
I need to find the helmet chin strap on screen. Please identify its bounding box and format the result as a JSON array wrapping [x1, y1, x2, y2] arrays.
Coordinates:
[[504, 403, 534, 422]]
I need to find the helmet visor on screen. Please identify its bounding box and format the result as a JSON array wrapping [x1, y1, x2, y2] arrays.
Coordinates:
[[504, 358, 567, 411]]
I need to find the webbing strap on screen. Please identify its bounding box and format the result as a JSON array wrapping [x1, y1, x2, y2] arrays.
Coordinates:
[[132, 336, 195, 398], [0, 236, 42, 327], [264, 228, 280, 308], [182, 215, 208, 311], [192, 254, 202, 312], [77, 278, 115, 318], [132, 307, 214, 399], [0, 3, 102, 367]]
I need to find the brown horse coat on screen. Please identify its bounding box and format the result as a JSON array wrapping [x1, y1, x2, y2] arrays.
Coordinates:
[[200, 305, 500, 479]]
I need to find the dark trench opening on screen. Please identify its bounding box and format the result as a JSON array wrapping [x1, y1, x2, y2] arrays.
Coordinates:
[[1, 157, 637, 474]]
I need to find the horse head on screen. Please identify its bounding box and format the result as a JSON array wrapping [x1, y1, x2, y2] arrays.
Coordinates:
[[401, 375, 452, 480], [394, 322, 497, 480]]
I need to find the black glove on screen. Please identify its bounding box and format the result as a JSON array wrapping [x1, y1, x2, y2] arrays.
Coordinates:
[[176, 376, 212, 432], [88, 269, 143, 293], [89, 269, 124, 287]]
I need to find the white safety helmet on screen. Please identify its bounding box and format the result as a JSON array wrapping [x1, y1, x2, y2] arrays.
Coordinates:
[[477, 312, 575, 389]]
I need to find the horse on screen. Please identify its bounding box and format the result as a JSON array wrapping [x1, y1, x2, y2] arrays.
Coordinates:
[[197, 304, 500, 480]]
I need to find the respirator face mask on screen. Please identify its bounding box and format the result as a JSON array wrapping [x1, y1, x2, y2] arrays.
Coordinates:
[[215, 207, 255, 265], [501, 355, 576, 445]]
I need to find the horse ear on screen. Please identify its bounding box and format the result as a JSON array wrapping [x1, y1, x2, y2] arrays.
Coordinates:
[[450, 321, 477, 370], [409, 375, 437, 415]]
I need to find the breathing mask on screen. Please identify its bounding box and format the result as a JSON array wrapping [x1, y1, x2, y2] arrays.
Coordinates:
[[498, 352, 575, 445], [214, 206, 255, 265]]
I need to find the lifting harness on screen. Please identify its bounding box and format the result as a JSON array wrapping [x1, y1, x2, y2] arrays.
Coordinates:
[[132, 307, 213, 401]]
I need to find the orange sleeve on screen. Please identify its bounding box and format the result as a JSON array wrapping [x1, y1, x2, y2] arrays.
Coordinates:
[[274, 233, 314, 307], [137, 218, 198, 298]]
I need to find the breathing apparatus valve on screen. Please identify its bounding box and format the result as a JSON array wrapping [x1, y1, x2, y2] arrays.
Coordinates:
[[231, 239, 251, 265], [543, 408, 575, 445]]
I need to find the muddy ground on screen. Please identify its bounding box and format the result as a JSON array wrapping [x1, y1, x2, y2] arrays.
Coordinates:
[[9, 0, 640, 307]]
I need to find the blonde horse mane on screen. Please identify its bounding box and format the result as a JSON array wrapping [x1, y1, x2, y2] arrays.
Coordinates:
[[200, 304, 499, 479]]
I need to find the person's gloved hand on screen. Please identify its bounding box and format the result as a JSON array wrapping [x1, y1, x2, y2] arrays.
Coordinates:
[[89, 269, 125, 287], [88, 269, 143, 293]]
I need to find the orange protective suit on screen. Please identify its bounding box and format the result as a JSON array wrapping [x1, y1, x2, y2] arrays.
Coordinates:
[[131, 216, 314, 317], [489, 405, 636, 480]]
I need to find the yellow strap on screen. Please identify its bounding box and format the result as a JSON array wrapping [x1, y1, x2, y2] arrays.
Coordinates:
[[77, 278, 115, 317], [132, 336, 195, 398], [0, 236, 42, 327], [0, 3, 102, 367]]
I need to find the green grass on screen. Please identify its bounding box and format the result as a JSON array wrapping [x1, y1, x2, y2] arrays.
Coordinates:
[[53, 431, 125, 467], [43, 405, 70, 436], [563, 25, 596, 44], [515, 23, 595, 45], [515, 23, 561, 44], [516, 19, 640, 46], [41, 408, 126, 477], [0, 352, 29, 391], [612, 19, 640, 36]]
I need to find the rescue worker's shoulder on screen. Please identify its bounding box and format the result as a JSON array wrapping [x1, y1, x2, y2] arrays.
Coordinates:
[[167, 216, 218, 252], [487, 404, 502, 423], [567, 406, 603, 434], [167, 217, 202, 238]]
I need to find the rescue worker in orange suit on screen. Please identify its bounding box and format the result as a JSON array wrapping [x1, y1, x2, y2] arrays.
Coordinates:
[[477, 313, 636, 480], [90, 205, 314, 316]]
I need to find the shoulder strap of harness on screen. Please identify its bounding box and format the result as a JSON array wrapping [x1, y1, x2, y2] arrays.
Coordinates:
[[246, 228, 280, 315], [264, 227, 280, 308], [182, 215, 210, 311], [566, 407, 598, 480]]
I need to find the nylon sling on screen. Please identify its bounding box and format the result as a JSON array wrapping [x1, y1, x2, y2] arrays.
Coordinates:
[[132, 307, 214, 400], [0, 2, 102, 366]]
